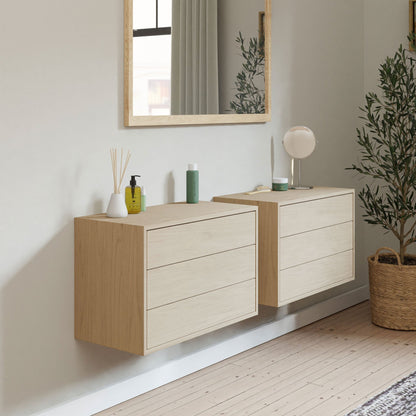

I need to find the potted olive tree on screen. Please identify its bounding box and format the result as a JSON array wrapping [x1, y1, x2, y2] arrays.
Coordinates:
[[350, 42, 416, 330]]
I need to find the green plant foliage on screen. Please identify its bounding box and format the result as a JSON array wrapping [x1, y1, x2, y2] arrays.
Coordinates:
[[349, 43, 416, 263], [230, 32, 265, 114]]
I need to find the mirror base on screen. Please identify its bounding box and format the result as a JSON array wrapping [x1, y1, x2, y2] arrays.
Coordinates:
[[288, 186, 314, 190]]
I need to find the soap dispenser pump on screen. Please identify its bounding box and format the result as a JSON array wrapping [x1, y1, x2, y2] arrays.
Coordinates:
[[125, 175, 141, 214]]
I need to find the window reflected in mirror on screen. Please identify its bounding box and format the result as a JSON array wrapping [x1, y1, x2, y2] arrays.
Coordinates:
[[133, 0, 172, 115]]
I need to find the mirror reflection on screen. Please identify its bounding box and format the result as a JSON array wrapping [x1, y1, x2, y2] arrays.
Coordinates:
[[132, 0, 267, 117]]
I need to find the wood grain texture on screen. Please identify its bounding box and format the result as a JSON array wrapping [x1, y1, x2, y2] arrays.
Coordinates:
[[96, 302, 416, 416], [257, 201, 279, 306], [147, 212, 256, 269], [410, 0, 415, 51], [147, 280, 256, 350], [147, 246, 256, 309], [79, 201, 254, 229], [75, 202, 258, 355], [75, 218, 145, 355], [280, 193, 353, 237], [214, 187, 354, 206], [124, 0, 133, 126], [214, 188, 355, 307], [123, 0, 271, 127], [212, 197, 276, 306], [280, 222, 353, 270], [279, 250, 354, 305], [264, 0, 271, 115], [128, 114, 271, 127]]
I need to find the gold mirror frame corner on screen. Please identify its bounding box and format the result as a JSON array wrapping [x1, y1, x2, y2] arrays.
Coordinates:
[[124, 0, 271, 127]]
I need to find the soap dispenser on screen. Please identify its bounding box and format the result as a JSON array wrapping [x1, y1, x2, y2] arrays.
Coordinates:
[[125, 175, 141, 214]]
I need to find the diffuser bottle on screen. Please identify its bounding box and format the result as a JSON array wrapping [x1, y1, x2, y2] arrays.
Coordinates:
[[107, 148, 131, 218], [186, 163, 199, 204], [125, 175, 141, 214]]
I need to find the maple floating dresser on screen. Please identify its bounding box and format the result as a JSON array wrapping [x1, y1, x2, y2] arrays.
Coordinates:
[[75, 202, 258, 355], [214, 187, 355, 307]]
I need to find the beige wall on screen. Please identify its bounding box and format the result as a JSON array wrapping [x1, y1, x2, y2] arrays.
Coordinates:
[[0, 0, 373, 414]]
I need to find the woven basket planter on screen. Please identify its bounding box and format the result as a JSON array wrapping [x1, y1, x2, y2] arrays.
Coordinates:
[[368, 247, 416, 330]]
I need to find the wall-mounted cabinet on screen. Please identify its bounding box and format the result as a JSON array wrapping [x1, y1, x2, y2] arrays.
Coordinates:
[[75, 202, 258, 355], [214, 187, 355, 307]]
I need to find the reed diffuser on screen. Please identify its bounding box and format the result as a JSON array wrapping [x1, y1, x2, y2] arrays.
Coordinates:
[[106, 148, 131, 218]]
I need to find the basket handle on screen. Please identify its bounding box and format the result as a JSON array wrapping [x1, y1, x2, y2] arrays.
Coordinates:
[[374, 247, 402, 267]]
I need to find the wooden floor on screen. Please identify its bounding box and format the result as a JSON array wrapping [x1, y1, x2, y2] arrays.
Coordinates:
[[97, 302, 416, 416]]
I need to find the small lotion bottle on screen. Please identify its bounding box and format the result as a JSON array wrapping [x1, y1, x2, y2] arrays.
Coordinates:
[[186, 163, 199, 204], [140, 186, 146, 212], [125, 175, 141, 214]]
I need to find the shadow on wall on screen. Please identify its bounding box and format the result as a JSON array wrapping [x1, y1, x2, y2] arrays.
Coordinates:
[[0, 214, 278, 415], [0, 185, 280, 415], [0, 202, 365, 415], [0, 222, 137, 415], [164, 171, 175, 204]]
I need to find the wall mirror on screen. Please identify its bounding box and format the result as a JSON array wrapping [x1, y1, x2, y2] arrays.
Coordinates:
[[124, 0, 271, 127]]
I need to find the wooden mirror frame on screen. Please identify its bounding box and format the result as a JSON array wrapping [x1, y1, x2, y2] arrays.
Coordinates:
[[410, 0, 416, 51], [124, 0, 271, 127]]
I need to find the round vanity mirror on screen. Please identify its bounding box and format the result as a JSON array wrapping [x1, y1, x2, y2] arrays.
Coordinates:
[[283, 126, 316, 159], [283, 126, 316, 189]]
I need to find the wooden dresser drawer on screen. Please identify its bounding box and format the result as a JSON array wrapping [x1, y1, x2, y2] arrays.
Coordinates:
[[279, 250, 354, 305], [280, 222, 353, 270], [147, 212, 256, 269], [75, 202, 258, 355], [213, 188, 355, 307], [280, 193, 353, 237], [147, 245, 256, 309], [147, 279, 256, 349]]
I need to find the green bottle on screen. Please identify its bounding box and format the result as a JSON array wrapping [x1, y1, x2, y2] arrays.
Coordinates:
[[186, 163, 199, 204], [140, 186, 146, 212]]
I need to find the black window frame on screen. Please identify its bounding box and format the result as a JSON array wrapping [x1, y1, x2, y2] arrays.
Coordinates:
[[133, 0, 171, 37]]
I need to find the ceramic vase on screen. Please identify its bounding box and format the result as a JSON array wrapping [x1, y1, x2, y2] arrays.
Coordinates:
[[106, 193, 128, 218]]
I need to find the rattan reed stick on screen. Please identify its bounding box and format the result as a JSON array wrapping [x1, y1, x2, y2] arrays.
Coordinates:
[[118, 152, 131, 193], [110, 149, 117, 194], [110, 148, 131, 194]]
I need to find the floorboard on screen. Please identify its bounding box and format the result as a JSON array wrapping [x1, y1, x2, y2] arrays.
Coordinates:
[[96, 302, 416, 416]]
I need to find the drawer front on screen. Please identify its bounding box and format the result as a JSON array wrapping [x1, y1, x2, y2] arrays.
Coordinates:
[[279, 250, 354, 305], [280, 193, 353, 237], [147, 212, 256, 269], [147, 245, 256, 309], [147, 279, 256, 349], [280, 222, 353, 270]]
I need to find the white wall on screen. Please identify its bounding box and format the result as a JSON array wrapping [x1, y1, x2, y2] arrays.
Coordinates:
[[0, 1, 366, 415]]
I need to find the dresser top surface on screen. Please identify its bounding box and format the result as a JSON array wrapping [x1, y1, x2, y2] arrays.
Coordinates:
[[214, 187, 354, 206], [76, 201, 257, 229]]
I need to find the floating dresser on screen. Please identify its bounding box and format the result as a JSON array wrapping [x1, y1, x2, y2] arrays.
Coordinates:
[[75, 202, 258, 355], [214, 187, 355, 307]]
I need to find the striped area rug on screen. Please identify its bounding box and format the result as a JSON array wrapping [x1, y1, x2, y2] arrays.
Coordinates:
[[346, 371, 416, 415]]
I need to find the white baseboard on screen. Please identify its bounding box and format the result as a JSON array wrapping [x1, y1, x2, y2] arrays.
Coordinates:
[[33, 286, 369, 416]]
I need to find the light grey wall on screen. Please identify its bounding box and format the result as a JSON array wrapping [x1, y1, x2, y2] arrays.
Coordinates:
[[274, 0, 366, 279], [362, 0, 411, 255], [0, 0, 367, 414]]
